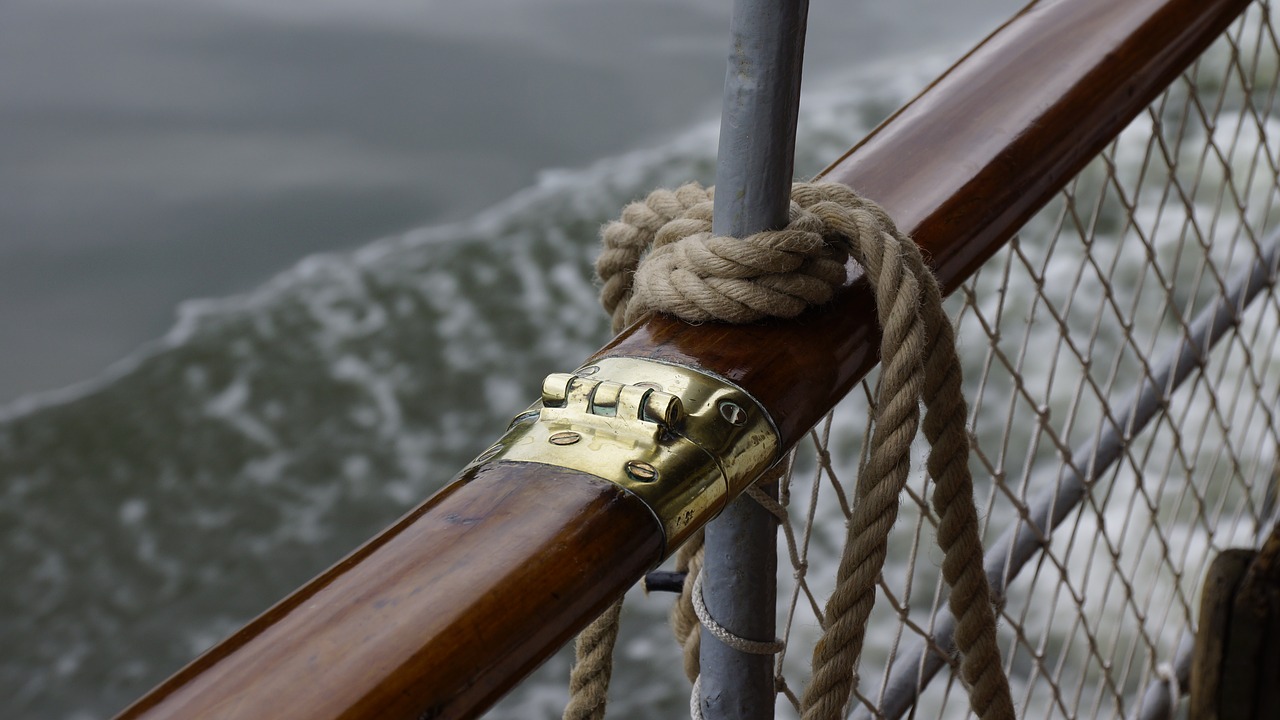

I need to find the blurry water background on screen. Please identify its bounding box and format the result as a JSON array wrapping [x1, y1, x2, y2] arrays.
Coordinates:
[[0, 0, 1128, 717]]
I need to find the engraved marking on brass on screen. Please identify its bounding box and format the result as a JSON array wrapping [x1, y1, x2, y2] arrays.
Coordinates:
[[549, 431, 581, 446]]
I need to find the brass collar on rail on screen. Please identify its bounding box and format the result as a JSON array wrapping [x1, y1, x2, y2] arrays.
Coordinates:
[[469, 357, 781, 556]]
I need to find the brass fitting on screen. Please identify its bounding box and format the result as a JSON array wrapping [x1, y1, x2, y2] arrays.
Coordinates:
[[470, 357, 780, 556]]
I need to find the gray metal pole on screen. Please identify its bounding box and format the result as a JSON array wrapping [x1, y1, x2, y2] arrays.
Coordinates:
[[699, 1, 809, 719]]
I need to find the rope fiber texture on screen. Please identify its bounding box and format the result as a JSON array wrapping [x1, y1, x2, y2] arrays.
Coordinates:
[[563, 600, 624, 720], [564, 182, 1015, 720]]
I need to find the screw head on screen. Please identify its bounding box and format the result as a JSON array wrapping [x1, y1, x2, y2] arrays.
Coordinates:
[[576, 365, 600, 376], [719, 400, 747, 426], [624, 460, 658, 482], [549, 431, 581, 446], [633, 382, 663, 391], [475, 444, 503, 463]]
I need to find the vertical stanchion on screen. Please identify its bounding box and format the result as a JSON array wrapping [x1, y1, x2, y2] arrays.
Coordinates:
[[699, 1, 809, 719]]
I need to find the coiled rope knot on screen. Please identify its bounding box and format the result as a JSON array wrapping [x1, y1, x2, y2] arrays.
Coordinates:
[[567, 181, 1016, 720], [598, 182, 870, 330]]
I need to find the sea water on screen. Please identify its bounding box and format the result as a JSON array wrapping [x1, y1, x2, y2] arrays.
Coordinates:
[[10, 0, 1259, 718]]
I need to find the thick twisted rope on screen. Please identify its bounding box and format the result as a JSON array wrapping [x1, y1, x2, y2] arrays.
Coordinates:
[[563, 599, 624, 720], [788, 183, 1013, 720], [565, 182, 1014, 720]]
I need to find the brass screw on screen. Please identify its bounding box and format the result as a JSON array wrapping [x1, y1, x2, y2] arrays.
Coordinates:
[[549, 431, 581, 446], [719, 400, 747, 426], [634, 382, 663, 391], [576, 365, 600, 376], [625, 460, 658, 482]]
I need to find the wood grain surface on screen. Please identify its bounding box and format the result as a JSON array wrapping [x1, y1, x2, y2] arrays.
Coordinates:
[[115, 463, 662, 720]]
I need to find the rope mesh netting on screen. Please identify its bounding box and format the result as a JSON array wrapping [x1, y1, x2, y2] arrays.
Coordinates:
[[763, 2, 1280, 717]]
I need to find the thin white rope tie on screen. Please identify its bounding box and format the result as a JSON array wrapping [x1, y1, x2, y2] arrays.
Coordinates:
[[691, 675, 705, 720], [690, 570, 786, 656]]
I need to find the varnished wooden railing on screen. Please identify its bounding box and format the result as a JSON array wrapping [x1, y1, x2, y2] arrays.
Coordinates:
[[114, 0, 1251, 718]]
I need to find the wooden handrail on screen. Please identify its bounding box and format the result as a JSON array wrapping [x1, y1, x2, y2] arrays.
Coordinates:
[[114, 0, 1250, 718]]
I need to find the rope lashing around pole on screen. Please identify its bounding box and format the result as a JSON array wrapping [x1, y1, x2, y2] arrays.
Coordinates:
[[564, 182, 1015, 720]]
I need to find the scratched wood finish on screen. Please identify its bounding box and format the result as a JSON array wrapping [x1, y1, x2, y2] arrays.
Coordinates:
[[598, 0, 1251, 446], [114, 0, 1252, 718], [114, 463, 662, 720]]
